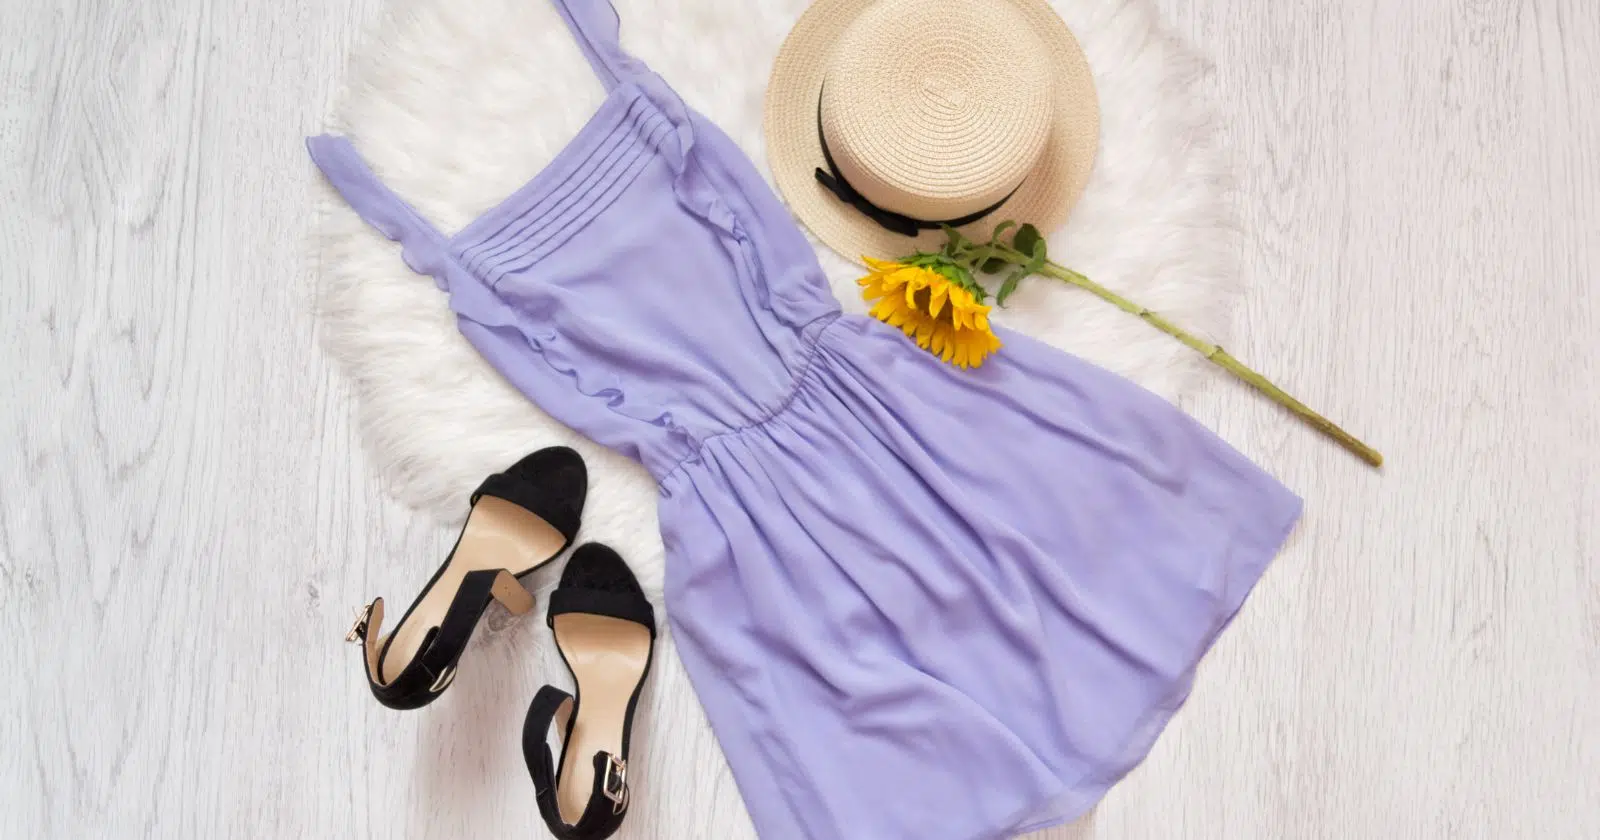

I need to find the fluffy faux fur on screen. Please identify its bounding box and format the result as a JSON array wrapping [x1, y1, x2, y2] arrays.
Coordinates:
[[312, 0, 1239, 593]]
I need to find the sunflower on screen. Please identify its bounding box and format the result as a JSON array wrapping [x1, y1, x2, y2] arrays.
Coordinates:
[[858, 257, 1002, 369]]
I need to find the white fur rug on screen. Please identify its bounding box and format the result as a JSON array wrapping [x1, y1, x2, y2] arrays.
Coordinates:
[[313, 0, 1237, 832]]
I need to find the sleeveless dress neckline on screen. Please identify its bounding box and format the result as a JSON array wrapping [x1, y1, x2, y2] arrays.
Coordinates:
[[450, 82, 645, 248], [309, 3, 1303, 838]]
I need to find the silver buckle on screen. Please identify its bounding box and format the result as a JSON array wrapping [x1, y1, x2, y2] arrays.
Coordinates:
[[345, 603, 373, 643], [601, 755, 629, 814]]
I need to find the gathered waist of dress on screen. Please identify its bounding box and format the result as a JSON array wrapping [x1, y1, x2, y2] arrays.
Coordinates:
[[656, 311, 850, 489]]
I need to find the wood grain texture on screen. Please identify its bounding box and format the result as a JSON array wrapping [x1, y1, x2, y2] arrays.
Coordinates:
[[1, 0, 1595, 838]]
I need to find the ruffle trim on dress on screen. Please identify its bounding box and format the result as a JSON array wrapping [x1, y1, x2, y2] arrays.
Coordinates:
[[525, 328, 701, 458], [635, 76, 827, 333]]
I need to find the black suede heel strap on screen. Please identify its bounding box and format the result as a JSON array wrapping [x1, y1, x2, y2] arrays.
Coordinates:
[[473, 471, 583, 543], [524, 686, 630, 839]]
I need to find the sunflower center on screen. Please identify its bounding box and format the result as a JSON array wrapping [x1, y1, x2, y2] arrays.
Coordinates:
[[912, 287, 956, 325]]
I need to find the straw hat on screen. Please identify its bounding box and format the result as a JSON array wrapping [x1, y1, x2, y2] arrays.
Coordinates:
[[764, 0, 1099, 264]]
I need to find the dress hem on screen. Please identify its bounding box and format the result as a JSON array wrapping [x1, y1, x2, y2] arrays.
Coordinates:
[[999, 488, 1305, 839], [669, 475, 1303, 840]]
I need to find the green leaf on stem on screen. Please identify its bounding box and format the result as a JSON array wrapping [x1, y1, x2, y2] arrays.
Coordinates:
[[996, 269, 1025, 305], [1012, 223, 1044, 262], [1026, 238, 1047, 272], [975, 222, 1022, 275], [991, 226, 1049, 307], [940, 225, 969, 256]]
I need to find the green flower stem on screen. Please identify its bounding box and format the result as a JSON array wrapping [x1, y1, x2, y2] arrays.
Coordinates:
[[989, 246, 1383, 468], [960, 238, 1388, 467], [921, 225, 1381, 468]]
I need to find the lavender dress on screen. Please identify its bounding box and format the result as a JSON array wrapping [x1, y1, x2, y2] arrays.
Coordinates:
[[309, 1, 1302, 836]]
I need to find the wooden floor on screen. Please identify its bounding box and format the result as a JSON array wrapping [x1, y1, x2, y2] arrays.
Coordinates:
[[3, 1, 1596, 838]]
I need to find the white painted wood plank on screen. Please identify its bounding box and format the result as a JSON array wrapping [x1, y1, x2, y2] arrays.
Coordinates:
[[1062, 1, 1600, 838]]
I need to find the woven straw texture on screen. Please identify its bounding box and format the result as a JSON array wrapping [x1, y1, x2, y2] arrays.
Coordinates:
[[767, 0, 1100, 263]]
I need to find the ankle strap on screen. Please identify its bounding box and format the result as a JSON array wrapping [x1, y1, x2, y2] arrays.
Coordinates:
[[345, 569, 510, 710], [523, 686, 631, 839]]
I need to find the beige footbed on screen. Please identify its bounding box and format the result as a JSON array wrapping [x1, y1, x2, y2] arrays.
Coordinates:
[[376, 496, 566, 684], [552, 613, 652, 824]]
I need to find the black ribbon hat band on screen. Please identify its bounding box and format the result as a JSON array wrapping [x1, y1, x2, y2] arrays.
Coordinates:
[[813, 95, 1021, 238]]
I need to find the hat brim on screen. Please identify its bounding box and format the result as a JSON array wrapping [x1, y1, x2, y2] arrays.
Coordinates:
[[764, 0, 1100, 266]]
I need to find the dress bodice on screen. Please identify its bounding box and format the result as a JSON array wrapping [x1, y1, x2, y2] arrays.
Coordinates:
[[443, 77, 843, 478], [309, 10, 842, 480]]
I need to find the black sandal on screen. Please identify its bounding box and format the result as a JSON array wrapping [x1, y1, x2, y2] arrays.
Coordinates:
[[345, 446, 587, 710], [523, 543, 656, 840]]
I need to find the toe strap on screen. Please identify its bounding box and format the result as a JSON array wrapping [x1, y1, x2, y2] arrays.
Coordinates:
[[523, 686, 632, 839], [471, 457, 585, 543], [547, 588, 656, 632]]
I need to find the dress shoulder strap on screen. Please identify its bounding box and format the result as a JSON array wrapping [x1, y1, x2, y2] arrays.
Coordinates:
[[305, 135, 450, 286], [550, 0, 646, 90]]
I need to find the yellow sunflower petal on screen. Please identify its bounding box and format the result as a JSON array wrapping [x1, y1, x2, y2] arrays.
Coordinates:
[[926, 285, 948, 320], [889, 267, 923, 287], [858, 259, 1001, 370]]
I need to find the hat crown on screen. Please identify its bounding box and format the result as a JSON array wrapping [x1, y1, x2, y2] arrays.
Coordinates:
[[820, 0, 1056, 222]]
